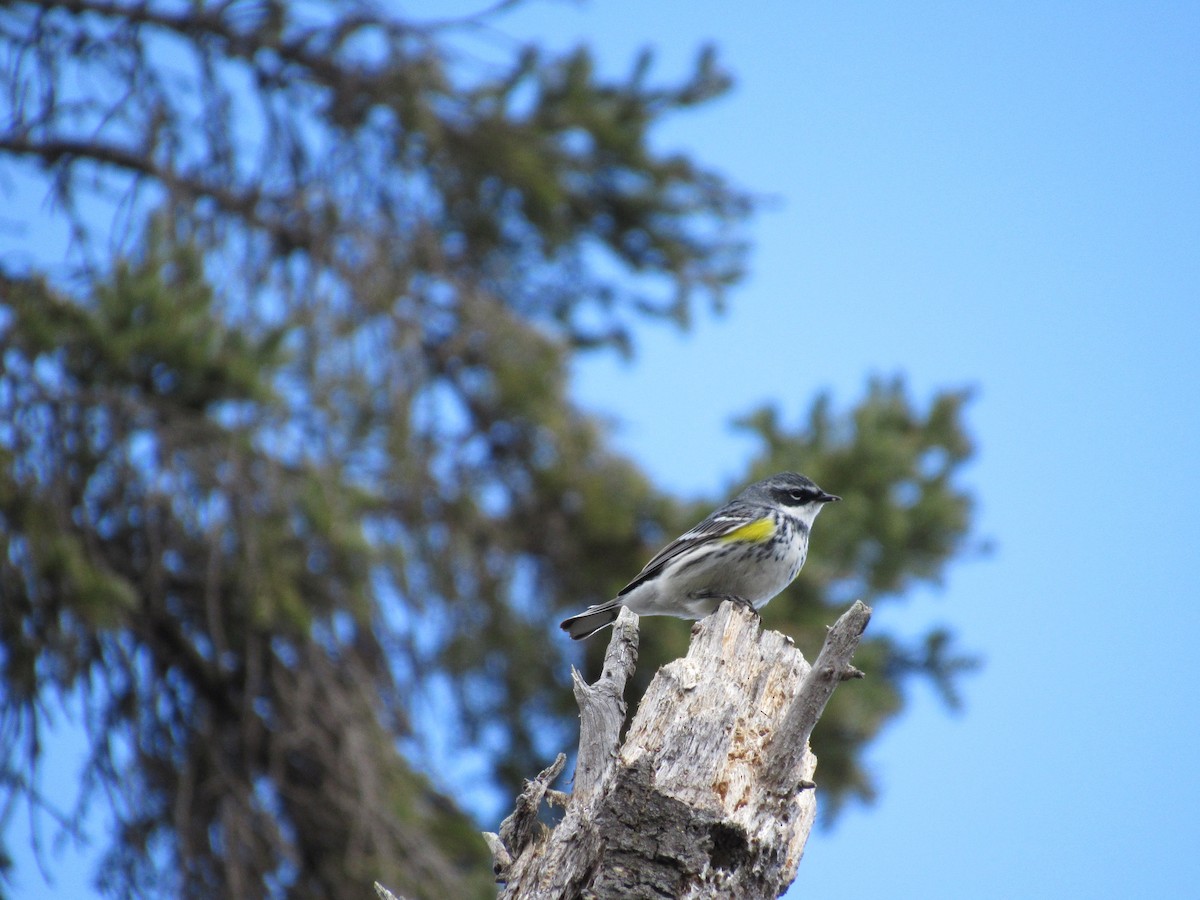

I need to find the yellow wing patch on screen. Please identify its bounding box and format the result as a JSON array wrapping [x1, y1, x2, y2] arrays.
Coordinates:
[[719, 516, 775, 544]]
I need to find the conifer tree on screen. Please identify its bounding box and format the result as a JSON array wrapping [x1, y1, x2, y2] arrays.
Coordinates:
[[0, 2, 978, 896]]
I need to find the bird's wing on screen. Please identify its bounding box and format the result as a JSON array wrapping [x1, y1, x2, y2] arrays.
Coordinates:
[[616, 503, 768, 598]]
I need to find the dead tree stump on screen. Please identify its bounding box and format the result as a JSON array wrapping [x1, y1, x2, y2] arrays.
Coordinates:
[[485, 599, 871, 899]]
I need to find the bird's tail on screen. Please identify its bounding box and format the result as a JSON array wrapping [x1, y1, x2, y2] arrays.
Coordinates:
[[559, 600, 623, 641]]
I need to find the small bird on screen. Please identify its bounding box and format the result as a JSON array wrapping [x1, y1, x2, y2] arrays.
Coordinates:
[[560, 472, 840, 640]]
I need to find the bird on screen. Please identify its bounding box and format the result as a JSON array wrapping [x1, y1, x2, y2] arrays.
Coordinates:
[[560, 472, 840, 640]]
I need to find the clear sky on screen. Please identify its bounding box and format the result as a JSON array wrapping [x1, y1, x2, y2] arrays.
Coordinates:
[[8, 1, 1200, 898]]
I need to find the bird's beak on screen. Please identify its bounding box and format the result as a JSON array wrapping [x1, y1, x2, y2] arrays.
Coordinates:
[[818, 492, 841, 504]]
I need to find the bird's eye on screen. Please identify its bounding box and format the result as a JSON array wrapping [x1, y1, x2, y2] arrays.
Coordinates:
[[789, 489, 806, 503]]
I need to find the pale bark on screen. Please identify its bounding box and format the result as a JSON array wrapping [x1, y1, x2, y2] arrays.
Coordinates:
[[483, 599, 872, 899]]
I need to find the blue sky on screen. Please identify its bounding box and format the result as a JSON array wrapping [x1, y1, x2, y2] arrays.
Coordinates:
[[7, 1, 1200, 897]]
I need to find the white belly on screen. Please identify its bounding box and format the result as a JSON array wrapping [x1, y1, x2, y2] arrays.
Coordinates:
[[621, 533, 807, 620]]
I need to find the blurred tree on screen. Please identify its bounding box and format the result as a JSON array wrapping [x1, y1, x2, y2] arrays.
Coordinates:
[[0, 1, 979, 898]]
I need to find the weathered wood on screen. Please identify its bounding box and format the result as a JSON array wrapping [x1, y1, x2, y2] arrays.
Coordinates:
[[571, 608, 639, 805], [493, 753, 567, 863], [765, 600, 871, 794], [486, 599, 871, 899], [373, 881, 406, 900]]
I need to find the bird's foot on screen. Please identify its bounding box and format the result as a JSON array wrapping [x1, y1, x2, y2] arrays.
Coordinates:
[[694, 593, 759, 617]]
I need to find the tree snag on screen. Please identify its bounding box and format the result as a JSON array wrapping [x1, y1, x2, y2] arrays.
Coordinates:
[[483, 599, 872, 899]]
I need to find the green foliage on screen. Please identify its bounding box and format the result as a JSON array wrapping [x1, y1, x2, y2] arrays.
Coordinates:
[[3, 248, 498, 899]]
